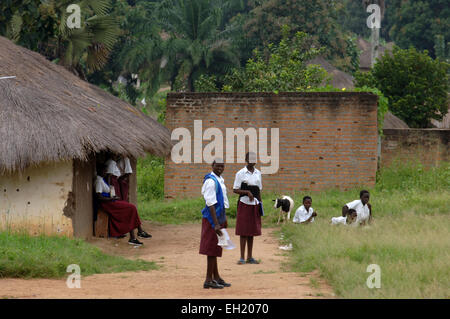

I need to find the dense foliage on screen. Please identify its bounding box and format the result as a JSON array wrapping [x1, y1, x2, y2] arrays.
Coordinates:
[[195, 28, 329, 92], [1, 0, 448, 115], [355, 46, 449, 128]]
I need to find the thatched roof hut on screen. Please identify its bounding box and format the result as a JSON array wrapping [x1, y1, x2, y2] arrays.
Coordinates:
[[357, 37, 394, 72], [306, 56, 409, 130], [0, 36, 171, 238], [0, 36, 170, 173], [306, 57, 355, 90]]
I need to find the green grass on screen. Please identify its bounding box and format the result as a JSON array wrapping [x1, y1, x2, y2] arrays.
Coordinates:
[[137, 160, 449, 298], [279, 162, 450, 298], [0, 232, 157, 279], [282, 214, 449, 298]]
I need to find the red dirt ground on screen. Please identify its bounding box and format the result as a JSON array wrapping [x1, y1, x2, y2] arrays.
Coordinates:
[[0, 222, 335, 299]]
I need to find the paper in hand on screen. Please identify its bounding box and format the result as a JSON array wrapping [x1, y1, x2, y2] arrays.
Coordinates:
[[217, 228, 235, 250]]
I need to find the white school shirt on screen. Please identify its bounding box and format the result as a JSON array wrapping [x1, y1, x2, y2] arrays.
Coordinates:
[[94, 176, 110, 194], [331, 216, 347, 225], [346, 199, 370, 224], [105, 159, 121, 177], [117, 157, 133, 175], [293, 205, 315, 223], [233, 167, 262, 205], [201, 172, 230, 209]]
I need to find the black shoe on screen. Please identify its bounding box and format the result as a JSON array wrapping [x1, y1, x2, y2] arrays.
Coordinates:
[[214, 279, 231, 287], [128, 238, 143, 246], [137, 230, 152, 239], [203, 281, 224, 289]]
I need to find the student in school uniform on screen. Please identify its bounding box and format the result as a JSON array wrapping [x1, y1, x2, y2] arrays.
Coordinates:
[[117, 156, 133, 202], [105, 156, 122, 201], [293, 196, 318, 224], [342, 190, 373, 226], [199, 159, 231, 289], [233, 152, 263, 265], [95, 163, 152, 245]]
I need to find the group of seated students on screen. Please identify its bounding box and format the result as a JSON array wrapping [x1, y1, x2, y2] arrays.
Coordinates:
[[94, 155, 151, 246], [293, 190, 372, 226]]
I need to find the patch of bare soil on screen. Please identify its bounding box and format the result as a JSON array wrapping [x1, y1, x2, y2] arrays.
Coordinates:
[[0, 222, 334, 299]]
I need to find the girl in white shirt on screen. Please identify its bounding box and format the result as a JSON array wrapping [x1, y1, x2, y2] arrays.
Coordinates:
[[233, 152, 263, 265], [342, 190, 372, 225], [199, 159, 231, 289]]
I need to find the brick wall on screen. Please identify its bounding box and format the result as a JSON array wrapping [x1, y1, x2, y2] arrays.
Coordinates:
[[164, 92, 378, 199], [381, 129, 450, 167]]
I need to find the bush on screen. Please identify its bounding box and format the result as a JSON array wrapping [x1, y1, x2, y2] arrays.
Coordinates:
[[137, 154, 165, 201]]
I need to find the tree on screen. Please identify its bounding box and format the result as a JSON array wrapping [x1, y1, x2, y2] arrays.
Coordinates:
[[355, 46, 449, 128], [1, 0, 121, 79], [158, 0, 240, 91], [241, 0, 359, 73], [383, 0, 449, 58], [195, 29, 329, 92]]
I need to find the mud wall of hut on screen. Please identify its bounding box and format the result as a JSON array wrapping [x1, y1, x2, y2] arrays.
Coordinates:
[[0, 160, 74, 235]]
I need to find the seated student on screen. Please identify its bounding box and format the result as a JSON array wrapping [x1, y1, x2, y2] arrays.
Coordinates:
[[293, 196, 317, 224], [117, 156, 133, 202], [331, 209, 357, 225], [95, 163, 152, 246], [105, 156, 122, 200], [342, 190, 372, 226]]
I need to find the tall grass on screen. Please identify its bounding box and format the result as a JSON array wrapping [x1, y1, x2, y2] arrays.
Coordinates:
[[279, 161, 450, 298], [0, 232, 157, 279], [282, 214, 449, 298], [136, 160, 449, 298]]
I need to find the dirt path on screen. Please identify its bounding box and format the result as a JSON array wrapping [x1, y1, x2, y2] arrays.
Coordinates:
[[0, 222, 334, 299]]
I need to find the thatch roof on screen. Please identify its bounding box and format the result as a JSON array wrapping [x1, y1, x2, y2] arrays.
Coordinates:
[[0, 36, 171, 173], [306, 57, 355, 89], [357, 37, 394, 70], [383, 112, 409, 129]]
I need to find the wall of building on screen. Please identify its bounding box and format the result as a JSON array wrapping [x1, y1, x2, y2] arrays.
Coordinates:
[[381, 129, 450, 167], [0, 160, 74, 236], [164, 92, 379, 199], [71, 158, 95, 239]]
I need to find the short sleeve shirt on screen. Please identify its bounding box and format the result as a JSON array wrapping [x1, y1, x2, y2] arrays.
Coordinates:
[[201, 172, 230, 209], [105, 159, 121, 177], [346, 199, 370, 223], [117, 157, 133, 175], [293, 205, 315, 223], [233, 167, 262, 205], [94, 176, 110, 194]]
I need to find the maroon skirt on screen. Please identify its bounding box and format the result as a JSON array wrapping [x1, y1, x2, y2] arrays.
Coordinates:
[[235, 201, 262, 236], [100, 200, 141, 237], [119, 176, 129, 202], [199, 218, 225, 257], [110, 176, 122, 200]]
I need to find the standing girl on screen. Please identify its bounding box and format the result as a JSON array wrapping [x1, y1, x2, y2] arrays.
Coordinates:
[[199, 159, 231, 289], [233, 152, 263, 265]]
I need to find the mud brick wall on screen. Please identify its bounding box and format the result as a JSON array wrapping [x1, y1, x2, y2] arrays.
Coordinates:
[[164, 92, 378, 199], [381, 129, 450, 167]]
